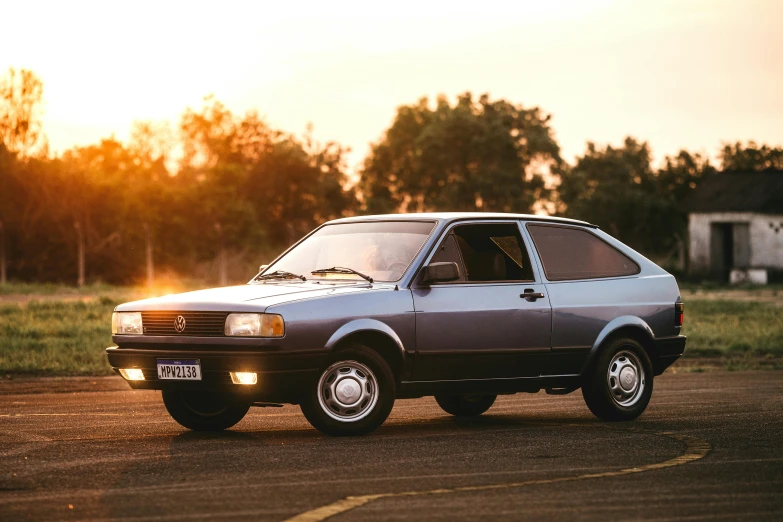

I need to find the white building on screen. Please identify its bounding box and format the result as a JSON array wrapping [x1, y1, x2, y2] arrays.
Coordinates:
[[688, 171, 783, 284]]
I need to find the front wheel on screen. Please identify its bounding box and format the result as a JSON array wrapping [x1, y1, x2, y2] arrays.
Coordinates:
[[300, 345, 395, 436], [582, 337, 653, 421], [162, 390, 250, 431], [435, 394, 497, 416]]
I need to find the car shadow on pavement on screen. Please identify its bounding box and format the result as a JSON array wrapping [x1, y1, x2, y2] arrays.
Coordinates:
[[380, 413, 605, 434]]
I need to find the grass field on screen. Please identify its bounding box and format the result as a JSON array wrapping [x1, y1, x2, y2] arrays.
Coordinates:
[[0, 282, 121, 296], [0, 297, 119, 375], [0, 284, 781, 375], [681, 300, 783, 370]]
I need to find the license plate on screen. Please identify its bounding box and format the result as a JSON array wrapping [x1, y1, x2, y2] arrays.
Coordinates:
[[157, 359, 201, 380]]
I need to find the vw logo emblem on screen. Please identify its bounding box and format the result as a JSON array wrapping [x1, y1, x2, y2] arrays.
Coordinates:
[[174, 315, 187, 333]]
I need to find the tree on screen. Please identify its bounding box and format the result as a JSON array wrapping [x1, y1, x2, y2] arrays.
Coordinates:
[[56, 139, 145, 285], [656, 150, 716, 266], [558, 138, 716, 262], [0, 85, 354, 285], [246, 132, 355, 245], [0, 143, 14, 284], [0, 68, 45, 156], [0, 68, 45, 282], [128, 121, 175, 287], [558, 137, 660, 252], [1, 153, 74, 282], [177, 97, 355, 279], [720, 141, 783, 171], [359, 93, 562, 214]]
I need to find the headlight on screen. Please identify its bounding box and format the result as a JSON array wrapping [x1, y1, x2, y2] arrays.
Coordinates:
[[112, 312, 143, 335], [224, 313, 284, 337]]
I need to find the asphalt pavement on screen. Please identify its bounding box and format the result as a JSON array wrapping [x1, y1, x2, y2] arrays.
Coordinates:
[[0, 370, 781, 521]]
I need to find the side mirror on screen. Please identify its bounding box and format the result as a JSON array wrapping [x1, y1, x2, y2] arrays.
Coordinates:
[[421, 262, 460, 285], [259, 264, 269, 273]]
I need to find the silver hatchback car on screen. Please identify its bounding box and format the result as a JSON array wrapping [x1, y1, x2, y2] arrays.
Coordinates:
[[107, 213, 686, 435]]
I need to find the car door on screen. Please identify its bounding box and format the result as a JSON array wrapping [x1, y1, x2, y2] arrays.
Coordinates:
[[525, 223, 645, 375], [411, 221, 551, 381]]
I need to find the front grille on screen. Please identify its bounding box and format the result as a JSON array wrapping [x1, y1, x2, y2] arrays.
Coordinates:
[[141, 311, 229, 337]]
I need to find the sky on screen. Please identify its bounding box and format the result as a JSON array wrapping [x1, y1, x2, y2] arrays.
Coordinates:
[[1, 0, 781, 172]]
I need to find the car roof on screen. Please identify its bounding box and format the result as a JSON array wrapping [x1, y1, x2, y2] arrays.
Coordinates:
[[326, 212, 596, 228]]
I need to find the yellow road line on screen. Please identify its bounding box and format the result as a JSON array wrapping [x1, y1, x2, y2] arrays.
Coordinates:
[[284, 430, 711, 522]]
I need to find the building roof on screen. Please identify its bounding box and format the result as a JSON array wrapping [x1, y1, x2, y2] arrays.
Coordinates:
[[327, 212, 596, 228], [688, 170, 783, 214]]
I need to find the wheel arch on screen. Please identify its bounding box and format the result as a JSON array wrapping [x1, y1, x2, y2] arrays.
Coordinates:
[[581, 316, 655, 376], [325, 319, 407, 382]]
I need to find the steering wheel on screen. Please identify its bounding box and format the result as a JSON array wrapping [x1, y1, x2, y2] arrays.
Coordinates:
[[386, 262, 408, 279]]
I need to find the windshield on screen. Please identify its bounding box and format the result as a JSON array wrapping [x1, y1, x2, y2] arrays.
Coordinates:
[[262, 221, 436, 282]]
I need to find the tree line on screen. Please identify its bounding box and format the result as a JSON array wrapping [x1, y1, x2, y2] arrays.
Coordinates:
[[1, 69, 781, 286]]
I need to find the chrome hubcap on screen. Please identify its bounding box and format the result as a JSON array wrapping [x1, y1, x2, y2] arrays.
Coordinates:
[[317, 360, 378, 422], [335, 378, 361, 404], [619, 366, 637, 391], [607, 350, 645, 407]]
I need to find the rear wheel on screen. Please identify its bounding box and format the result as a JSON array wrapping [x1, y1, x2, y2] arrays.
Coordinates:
[[162, 390, 250, 431], [435, 394, 496, 417], [582, 337, 653, 421], [300, 345, 395, 436]]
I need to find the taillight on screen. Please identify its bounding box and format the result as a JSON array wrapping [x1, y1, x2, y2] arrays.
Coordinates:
[[675, 302, 684, 326]]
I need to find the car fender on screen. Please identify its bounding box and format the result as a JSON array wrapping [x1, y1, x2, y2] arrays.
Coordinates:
[[582, 316, 655, 373], [324, 318, 407, 356]]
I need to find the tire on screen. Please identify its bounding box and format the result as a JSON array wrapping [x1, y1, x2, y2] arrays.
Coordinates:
[[162, 390, 250, 431], [435, 394, 496, 417], [582, 337, 653, 422], [300, 345, 395, 436]]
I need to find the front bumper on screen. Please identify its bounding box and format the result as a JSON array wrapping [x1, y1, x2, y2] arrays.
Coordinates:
[[652, 335, 687, 375], [106, 346, 328, 403]]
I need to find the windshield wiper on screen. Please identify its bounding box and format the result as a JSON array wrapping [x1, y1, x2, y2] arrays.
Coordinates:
[[255, 270, 306, 281], [310, 266, 374, 283]]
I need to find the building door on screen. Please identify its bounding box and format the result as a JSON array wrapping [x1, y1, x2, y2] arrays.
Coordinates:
[[710, 222, 750, 281], [710, 223, 732, 281]]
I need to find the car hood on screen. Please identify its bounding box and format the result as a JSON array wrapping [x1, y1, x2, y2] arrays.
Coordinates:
[[115, 281, 394, 312]]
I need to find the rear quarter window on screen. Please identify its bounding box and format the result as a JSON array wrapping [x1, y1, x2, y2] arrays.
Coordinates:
[[527, 224, 640, 281]]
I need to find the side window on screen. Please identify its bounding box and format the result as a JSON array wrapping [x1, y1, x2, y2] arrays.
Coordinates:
[[527, 224, 640, 281], [430, 233, 467, 281], [449, 223, 534, 282]]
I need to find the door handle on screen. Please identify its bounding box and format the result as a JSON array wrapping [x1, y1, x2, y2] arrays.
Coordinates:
[[521, 289, 545, 300]]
